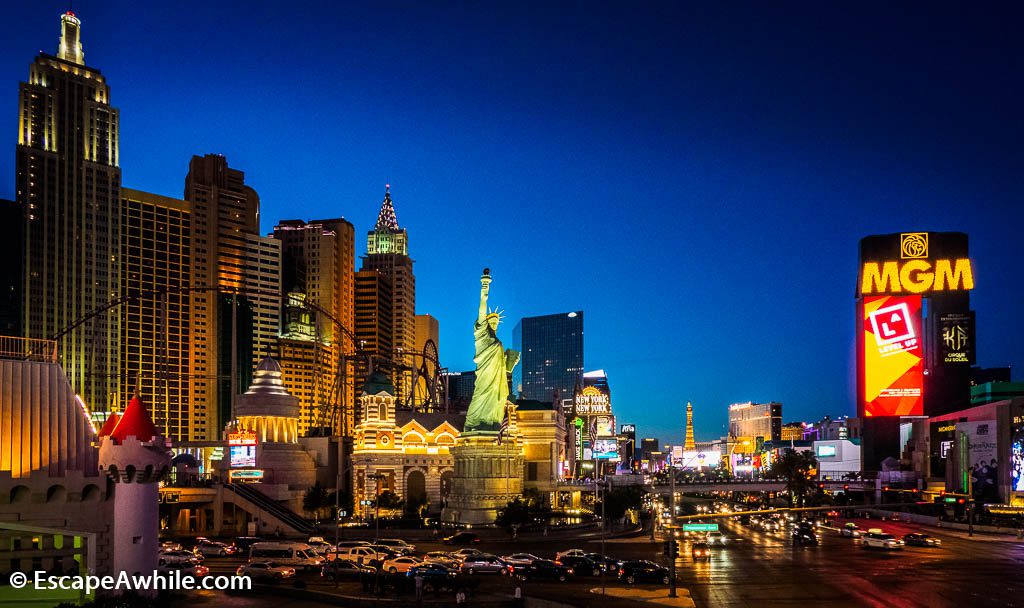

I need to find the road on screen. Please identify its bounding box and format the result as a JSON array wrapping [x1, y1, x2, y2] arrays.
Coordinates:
[[191, 517, 1024, 608]]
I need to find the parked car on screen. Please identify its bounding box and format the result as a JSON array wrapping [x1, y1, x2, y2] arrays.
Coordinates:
[[861, 529, 904, 550], [423, 552, 460, 568], [449, 548, 484, 560], [333, 545, 391, 567], [384, 556, 424, 574], [584, 553, 622, 574], [377, 539, 417, 555], [554, 549, 587, 560], [522, 559, 573, 582], [159, 541, 183, 552], [406, 564, 459, 590], [158, 550, 202, 566], [903, 533, 942, 547], [306, 537, 336, 555], [195, 540, 238, 557], [841, 523, 862, 538], [236, 561, 297, 582], [460, 554, 513, 575], [321, 560, 375, 581], [691, 542, 711, 560], [618, 560, 671, 585], [443, 532, 481, 545], [233, 537, 264, 553], [559, 555, 602, 576], [499, 552, 540, 569]]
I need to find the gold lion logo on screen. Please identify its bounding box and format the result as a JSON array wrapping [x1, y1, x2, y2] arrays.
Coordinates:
[[900, 232, 928, 259]]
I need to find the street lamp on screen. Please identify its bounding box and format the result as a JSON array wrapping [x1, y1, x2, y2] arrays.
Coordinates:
[[668, 458, 677, 598]]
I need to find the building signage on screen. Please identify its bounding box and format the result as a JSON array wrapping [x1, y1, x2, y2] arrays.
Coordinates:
[[816, 445, 837, 458], [682, 523, 719, 532], [229, 469, 264, 481], [681, 450, 721, 469], [860, 234, 974, 295], [575, 386, 611, 414], [939, 312, 975, 365], [228, 431, 258, 468], [592, 439, 620, 461], [574, 418, 584, 461], [861, 295, 924, 417], [958, 421, 998, 502], [620, 424, 636, 434]]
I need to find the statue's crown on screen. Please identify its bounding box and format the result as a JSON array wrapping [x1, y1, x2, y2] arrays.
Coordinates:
[[486, 307, 505, 321]]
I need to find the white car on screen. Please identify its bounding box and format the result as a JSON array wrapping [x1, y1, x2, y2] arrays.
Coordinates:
[[306, 537, 336, 555], [423, 552, 459, 568], [449, 548, 484, 560], [705, 531, 727, 546], [383, 556, 424, 573], [377, 539, 417, 555], [236, 561, 297, 580], [861, 530, 904, 550], [502, 553, 541, 568], [555, 549, 586, 561]]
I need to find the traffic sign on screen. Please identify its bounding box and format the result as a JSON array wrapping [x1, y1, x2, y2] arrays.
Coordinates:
[[682, 523, 719, 532]]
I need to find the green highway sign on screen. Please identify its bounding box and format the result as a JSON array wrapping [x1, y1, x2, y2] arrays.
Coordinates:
[[682, 523, 719, 532]]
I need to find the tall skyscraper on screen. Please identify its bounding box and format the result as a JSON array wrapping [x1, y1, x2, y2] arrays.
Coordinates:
[[513, 311, 584, 403], [273, 218, 356, 436], [184, 154, 280, 440], [120, 188, 191, 440], [18, 12, 122, 410], [728, 401, 782, 442], [360, 186, 415, 401]]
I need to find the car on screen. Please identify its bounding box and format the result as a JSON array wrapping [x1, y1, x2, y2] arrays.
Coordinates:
[[705, 531, 727, 546], [559, 555, 602, 576], [158, 550, 202, 566], [522, 559, 574, 582], [195, 540, 238, 557], [406, 564, 459, 590], [443, 532, 481, 545], [617, 560, 671, 585], [502, 553, 542, 570], [321, 560, 376, 581], [306, 537, 336, 555], [583, 553, 622, 574], [554, 549, 587, 560], [840, 523, 862, 538], [861, 529, 904, 550], [903, 533, 942, 547], [691, 542, 711, 560], [383, 556, 424, 574], [460, 554, 513, 575], [333, 545, 391, 567], [236, 561, 297, 581], [249, 542, 325, 570], [449, 548, 484, 560], [423, 552, 460, 568], [160, 541, 183, 552], [377, 539, 417, 555], [792, 524, 819, 546], [233, 537, 265, 553], [158, 562, 210, 577]]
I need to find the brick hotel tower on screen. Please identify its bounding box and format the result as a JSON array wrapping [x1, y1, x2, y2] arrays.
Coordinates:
[[18, 12, 121, 411]]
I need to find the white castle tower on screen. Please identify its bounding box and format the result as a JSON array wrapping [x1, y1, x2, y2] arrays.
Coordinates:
[[97, 392, 171, 579]]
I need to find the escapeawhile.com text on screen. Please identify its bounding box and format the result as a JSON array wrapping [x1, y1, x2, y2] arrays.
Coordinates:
[[8, 570, 252, 594]]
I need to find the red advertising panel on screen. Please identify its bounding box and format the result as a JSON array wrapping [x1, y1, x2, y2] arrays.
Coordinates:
[[861, 295, 924, 416]]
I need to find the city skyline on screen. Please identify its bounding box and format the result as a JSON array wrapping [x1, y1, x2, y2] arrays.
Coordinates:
[[1, 3, 1021, 445]]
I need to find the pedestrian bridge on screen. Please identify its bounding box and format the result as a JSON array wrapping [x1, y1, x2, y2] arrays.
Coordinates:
[[557, 478, 873, 494]]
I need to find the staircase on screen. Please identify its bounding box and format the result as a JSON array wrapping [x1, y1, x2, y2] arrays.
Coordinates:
[[222, 483, 315, 536]]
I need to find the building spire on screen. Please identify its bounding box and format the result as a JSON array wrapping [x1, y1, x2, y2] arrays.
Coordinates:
[[57, 11, 85, 65], [375, 184, 400, 231], [684, 401, 696, 451]]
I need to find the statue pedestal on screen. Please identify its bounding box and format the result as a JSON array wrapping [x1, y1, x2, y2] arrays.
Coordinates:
[[442, 433, 523, 525]]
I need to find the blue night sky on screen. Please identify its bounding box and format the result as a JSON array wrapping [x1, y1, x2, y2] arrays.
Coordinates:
[[2, 2, 1021, 446]]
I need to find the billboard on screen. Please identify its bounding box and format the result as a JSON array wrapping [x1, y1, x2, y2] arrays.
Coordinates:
[[592, 439, 620, 461], [228, 430, 257, 468], [576, 385, 611, 414], [816, 445, 837, 458], [858, 233, 974, 296], [680, 450, 721, 469], [939, 312, 975, 365], [595, 416, 615, 437], [861, 295, 924, 416], [957, 421, 998, 502]]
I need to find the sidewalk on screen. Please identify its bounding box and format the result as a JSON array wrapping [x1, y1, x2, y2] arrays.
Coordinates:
[[592, 587, 696, 608]]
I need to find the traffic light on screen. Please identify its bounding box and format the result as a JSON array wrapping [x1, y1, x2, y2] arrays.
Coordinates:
[[843, 484, 849, 492]]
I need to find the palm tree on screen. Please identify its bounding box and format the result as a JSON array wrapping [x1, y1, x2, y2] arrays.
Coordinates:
[[767, 449, 818, 508]]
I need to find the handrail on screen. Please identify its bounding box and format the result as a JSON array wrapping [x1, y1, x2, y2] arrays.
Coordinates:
[[0, 335, 58, 363]]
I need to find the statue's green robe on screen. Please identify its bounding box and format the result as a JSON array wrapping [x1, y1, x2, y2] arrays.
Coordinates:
[[464, 319, 517, 432]]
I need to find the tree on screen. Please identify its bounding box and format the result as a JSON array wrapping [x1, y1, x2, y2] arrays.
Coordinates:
[[375, 490, 404, 510], [404, 493, 428, 519], [495, 497, 533, 528], [302, 482, 330, 522], [767, 449, 818, 508], [597, 486, 646, 523]]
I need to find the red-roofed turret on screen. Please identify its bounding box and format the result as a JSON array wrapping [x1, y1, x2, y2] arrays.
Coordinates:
[[98, 411, 121, 438], [109, 395, 159, 443]]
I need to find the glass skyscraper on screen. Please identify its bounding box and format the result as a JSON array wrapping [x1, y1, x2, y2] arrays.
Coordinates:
[[512, 311, 584, 403]]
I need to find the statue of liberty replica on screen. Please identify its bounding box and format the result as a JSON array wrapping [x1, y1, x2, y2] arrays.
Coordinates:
[[443, 269, 524, 524], [464, 268, 520, 433]]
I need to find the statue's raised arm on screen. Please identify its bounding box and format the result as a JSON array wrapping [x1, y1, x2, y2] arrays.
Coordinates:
[[478, 268, 491, 324]]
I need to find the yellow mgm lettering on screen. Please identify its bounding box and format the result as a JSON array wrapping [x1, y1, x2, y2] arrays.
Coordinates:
[[861, 259, 974, 294]]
